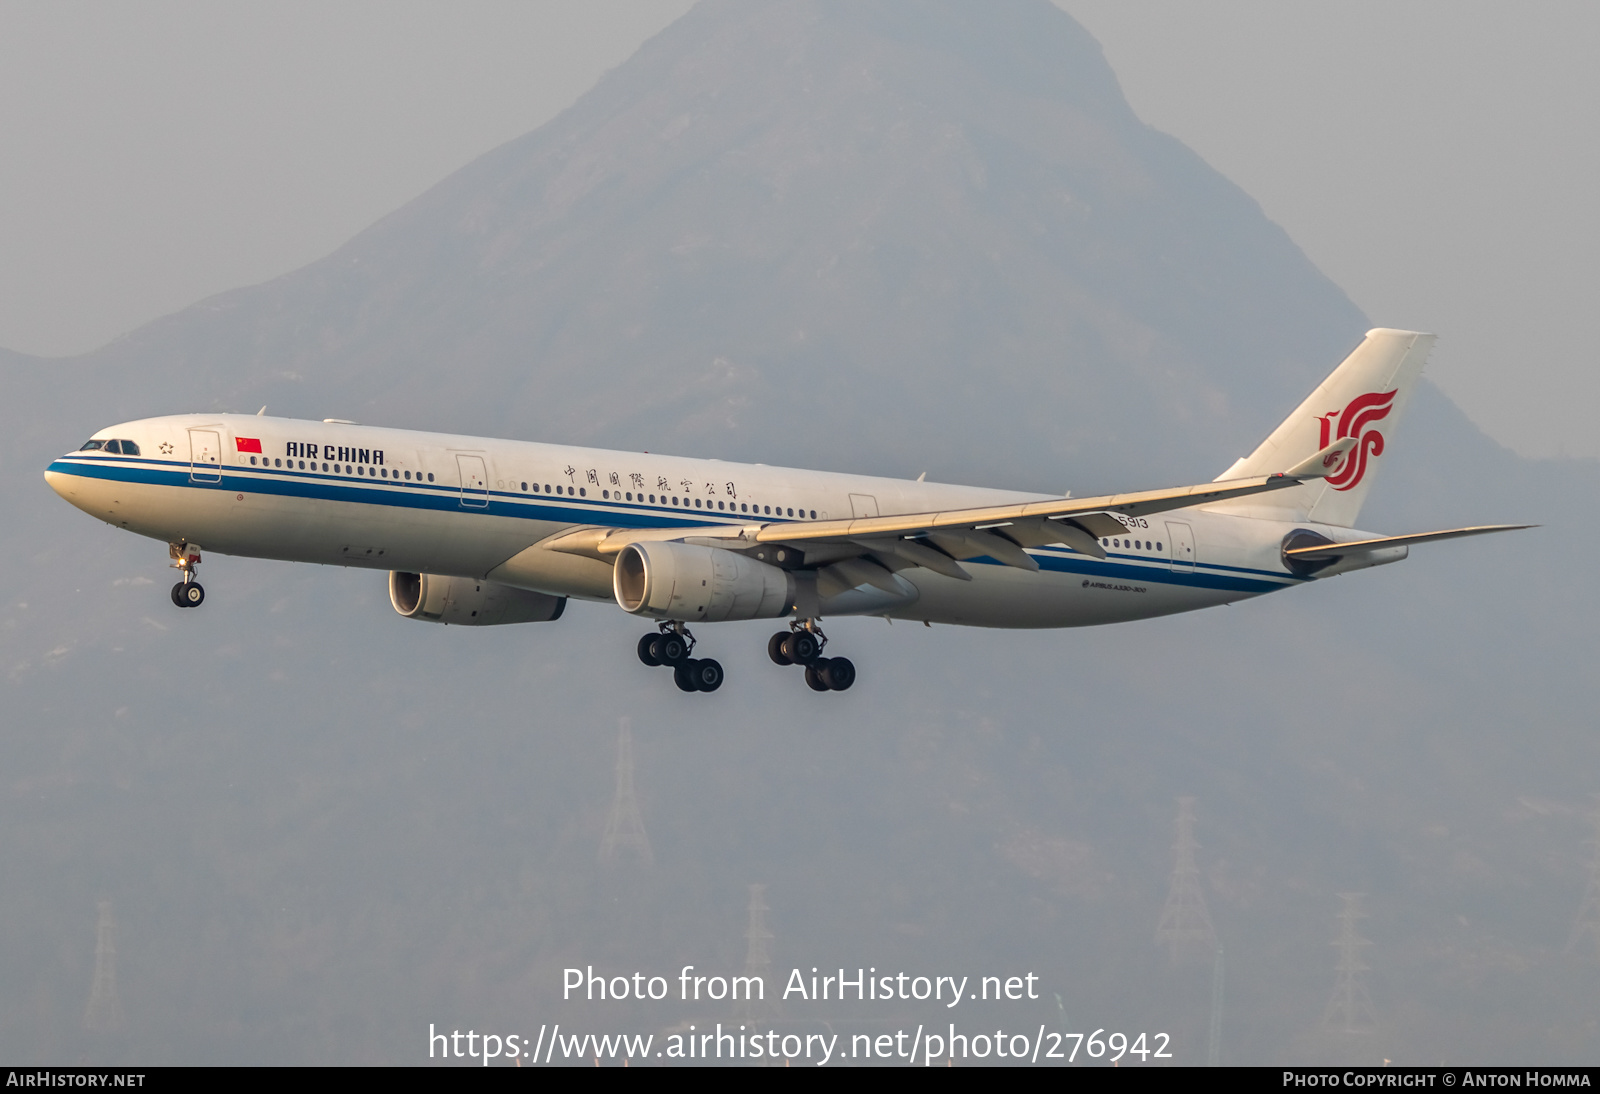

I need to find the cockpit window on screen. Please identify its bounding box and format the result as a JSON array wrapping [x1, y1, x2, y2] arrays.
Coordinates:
[[76, 438, 138, 454]]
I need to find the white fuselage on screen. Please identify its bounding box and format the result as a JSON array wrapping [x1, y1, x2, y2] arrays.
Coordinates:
[[45, 413, 1357, 628]]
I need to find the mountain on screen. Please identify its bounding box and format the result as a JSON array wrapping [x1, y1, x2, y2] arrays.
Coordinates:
[[3, 0, 1597, 1065], [48, 0, 1365, 492]]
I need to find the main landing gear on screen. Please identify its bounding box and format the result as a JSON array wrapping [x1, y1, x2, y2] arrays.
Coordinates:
[[169, 542, 205, 608], [636, 622, 724, 693], [634, 619, 856, 693], [768, 621, 855, 692]]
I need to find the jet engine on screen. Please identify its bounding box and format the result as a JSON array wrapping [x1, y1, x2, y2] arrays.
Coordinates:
[[613, 541, 792, 622], [388, 571, 566, 625]]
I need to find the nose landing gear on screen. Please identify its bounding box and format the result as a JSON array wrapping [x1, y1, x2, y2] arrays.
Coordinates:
[[169, 542, 205, 608], [636, 621, 723, 693], [767, 620, 855, 692]]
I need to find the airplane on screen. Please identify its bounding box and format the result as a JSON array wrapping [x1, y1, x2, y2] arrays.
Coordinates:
[[44, 328, 1525, 694]]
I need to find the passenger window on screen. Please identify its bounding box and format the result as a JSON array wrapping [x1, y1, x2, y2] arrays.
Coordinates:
[[427, 473, 434, 482], [250, 456, 258, 466], [579, 487, 586, 497], [275, 458, 282, 467], [520, 480, 526, 490], [809, 510, 816, 519], [786, 508, 793, 517]]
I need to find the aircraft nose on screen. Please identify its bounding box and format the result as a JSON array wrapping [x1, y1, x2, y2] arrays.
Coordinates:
[[44, 465, 77, 502]]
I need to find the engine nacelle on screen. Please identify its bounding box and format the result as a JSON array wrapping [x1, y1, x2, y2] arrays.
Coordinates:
[[613, 541, 793, 622], [389, 572, 566, 625]]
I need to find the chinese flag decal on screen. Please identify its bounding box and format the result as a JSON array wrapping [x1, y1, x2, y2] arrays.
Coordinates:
[[235, 437, 263, 453]]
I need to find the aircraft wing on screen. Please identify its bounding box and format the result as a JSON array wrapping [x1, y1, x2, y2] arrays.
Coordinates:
[[752, 435, 1361, 559], [544, 454, 1352, 596]]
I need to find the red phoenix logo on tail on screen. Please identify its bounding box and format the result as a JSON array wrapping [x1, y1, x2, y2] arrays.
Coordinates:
[[1316, 389, 1396, 491]]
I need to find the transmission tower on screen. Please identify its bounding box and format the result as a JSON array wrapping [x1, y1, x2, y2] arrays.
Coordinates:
[[83, 900, 124, 1033], [1321, 893, 1378, 1034], [598, 717, 652, 866], [734, 884, 776, 1024], [1566, 800, 1600, 958], [1154, 797, 1217, 963]]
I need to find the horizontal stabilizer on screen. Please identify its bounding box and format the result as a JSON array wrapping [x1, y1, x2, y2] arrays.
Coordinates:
[[1285, 524, 1533, 561]]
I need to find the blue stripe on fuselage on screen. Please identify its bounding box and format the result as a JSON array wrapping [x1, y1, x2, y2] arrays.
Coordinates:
[[48, 455, 762, 530], [47, 457, 1298, 595]]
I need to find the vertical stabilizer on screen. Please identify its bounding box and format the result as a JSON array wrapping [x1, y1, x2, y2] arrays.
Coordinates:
[[1212, 329, 1434, 527]]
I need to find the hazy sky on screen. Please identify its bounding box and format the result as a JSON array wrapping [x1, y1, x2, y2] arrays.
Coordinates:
[[2, 1, 1595, 458]]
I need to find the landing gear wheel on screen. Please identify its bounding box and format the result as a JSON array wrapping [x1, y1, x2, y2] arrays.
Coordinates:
[[768, 632, 793, 666], [174, 581, 204, 608], [171, 582, 188, 607], [821, 656, 855, 691], [783, 631, 821, 665], [638, 633, 663, 666], [804, 660, 831, 692], [674, 661, 701, 692], [659, 634, 689, 665], [690, 658, 724, 693]]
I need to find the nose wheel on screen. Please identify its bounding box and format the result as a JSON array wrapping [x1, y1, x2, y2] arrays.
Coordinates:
[[168, 542, 205, 608], [767, 622, 855, 691], [636, 622, 722, 693]]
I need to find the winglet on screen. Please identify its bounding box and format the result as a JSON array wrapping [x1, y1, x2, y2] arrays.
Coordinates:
[[1284, 437, 1361, 480]]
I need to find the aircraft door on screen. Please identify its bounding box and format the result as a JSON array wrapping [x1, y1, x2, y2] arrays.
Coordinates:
[[188, 429, 222, 483], [1166, 521, 1196, 572], [456, 454, 489, 508], [849, 493, 879, 518]]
